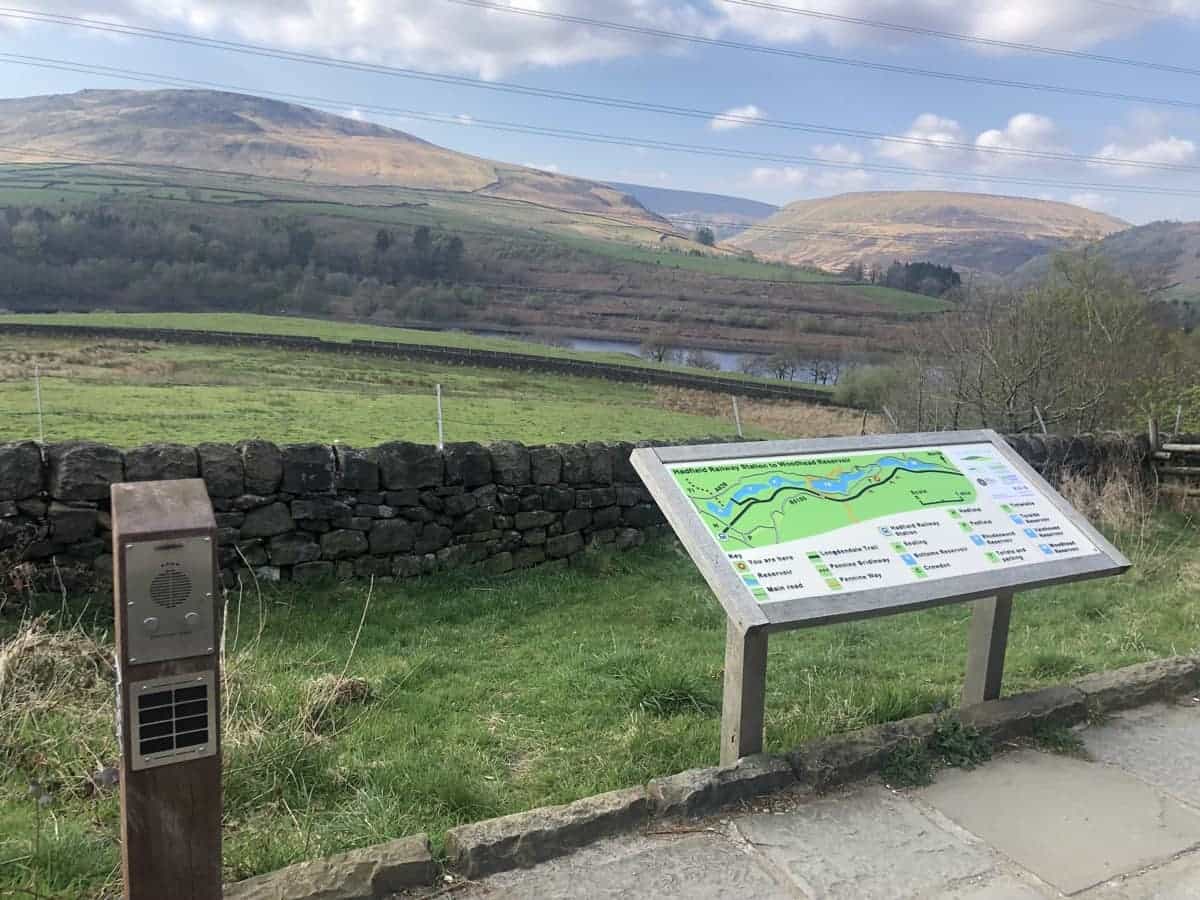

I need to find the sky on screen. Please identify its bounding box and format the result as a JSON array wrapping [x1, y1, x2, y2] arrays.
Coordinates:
[[2, 1, 1200, 224]]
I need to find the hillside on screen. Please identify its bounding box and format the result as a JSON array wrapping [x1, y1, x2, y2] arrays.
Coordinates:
[[726, 190, 1128, 274], [0, 89, 668, 228], [1015, 220, 1200, 303], [606, 182, 778, 239]]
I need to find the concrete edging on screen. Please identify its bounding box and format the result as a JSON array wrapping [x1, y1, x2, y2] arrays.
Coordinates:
[[221, 655, 1200, 896]]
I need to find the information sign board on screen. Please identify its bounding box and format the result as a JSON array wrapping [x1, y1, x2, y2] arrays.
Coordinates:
[[632, 431, 1130, 633]]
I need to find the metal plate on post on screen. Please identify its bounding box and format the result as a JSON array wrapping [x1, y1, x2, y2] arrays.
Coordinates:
[[129, 671, 217, 771], [123, 536, 215, 665]]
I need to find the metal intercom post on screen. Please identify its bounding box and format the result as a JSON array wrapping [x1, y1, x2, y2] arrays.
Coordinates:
[[112, 479, 222, 900]]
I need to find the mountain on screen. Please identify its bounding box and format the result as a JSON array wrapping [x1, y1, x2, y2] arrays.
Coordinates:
[[1015, 220, 1200, 303], [724, 190, 1129, 275], [0, 89, 667, 228], [605, 182, 778, 239]]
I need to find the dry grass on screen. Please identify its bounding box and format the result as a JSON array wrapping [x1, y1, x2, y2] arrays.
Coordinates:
[[0, 340, 177, 383], [299, 674, 372, 736], [654, 385, 880, 437], [1058, 468, 1153, 533], [0, 616, 116, 789]]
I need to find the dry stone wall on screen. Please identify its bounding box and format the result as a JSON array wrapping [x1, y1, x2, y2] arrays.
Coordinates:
[[0, 433, 1145, 593]]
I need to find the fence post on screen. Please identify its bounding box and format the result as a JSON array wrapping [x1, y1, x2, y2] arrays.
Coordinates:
[[732, 397, 743, 438], [1175, 404, 1184, 437], [436, 384, 445, 450], [34, 364, 44, 442]]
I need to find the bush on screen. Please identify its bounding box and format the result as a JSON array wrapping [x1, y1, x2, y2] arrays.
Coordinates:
[[833, 365, 901, 410]]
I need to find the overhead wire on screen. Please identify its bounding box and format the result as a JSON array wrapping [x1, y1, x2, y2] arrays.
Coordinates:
[[443, 0, 1200, 113], [1, 10, 1199, 175], [714, 0, 1200, 77], [1, 53, 1197, 197]]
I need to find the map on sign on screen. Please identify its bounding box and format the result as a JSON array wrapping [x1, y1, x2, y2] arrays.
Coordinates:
[[667, 442, 1098, 606]]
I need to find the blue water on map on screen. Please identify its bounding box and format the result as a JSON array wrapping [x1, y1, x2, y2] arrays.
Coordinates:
[[704, 456, 945, 519]]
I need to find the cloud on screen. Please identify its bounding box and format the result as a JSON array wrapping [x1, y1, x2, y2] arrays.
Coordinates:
[[346, 107, 365, 121], [748, 162, 872, 194], [717, 0, 1196, 54], [22, 0, 720, 79], [1068, 192, 1116, 212], [709, 104, 765, 132], [875, 114, 966, 170], [750, 166, 808, 187], [1092, 136, 1196, 176], [522, 162, 560, 173], [811, 143, 863, 165], [973, 113, 1065, 171]]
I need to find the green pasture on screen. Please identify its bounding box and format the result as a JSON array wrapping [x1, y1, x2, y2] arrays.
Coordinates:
[[2, 510, 1195, 898]]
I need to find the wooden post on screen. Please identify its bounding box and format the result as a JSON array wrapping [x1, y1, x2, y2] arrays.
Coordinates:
[[720, 620, 768, 767], [112, 480, 221, 900], [732, 397, 743, 438], [961, 592, 1014, 706]]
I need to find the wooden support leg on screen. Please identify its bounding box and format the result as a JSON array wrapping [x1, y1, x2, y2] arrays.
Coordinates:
[[962, 592, 1014, 707], [720, 620, 768, 767]]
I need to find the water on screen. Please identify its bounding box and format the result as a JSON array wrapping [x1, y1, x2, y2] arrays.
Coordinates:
[[468, 329, 831, 383]]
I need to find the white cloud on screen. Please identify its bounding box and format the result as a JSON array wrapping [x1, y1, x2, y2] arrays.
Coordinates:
[[709, 104, 765, 132], [811, 143, 863, 165], [20, 0, 720, 79], [717, 0, 1199, 54], [973, 113, 1065, 171], [1068, 192, 1116, 212], [875, 114, 966, 170], [750, 166, 808, 187], [346, 107, 365, 121], [522, 162, 560, 173], [1092, 136, 1196, 176], [11, 0, 1200, 81]]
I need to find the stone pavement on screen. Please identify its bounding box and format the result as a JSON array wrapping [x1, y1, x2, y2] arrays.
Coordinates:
[[458, 701, 1200, 898]]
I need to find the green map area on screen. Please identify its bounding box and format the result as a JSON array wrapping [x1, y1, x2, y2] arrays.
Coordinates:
[[672, 450, 978, 550]]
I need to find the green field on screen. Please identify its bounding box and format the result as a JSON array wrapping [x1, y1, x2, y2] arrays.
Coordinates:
[[0, 312, 838, 391], [674, 451, 976, 549], [0, 335, 798, 446], [1, 509, 1194, 898]]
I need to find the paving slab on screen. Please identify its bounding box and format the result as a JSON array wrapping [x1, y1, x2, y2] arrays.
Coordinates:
[[456, 830, 796, 899], [736, 785, 1002, 899], [928, 872, 1058, 899], [917, 750, 1200, 895], [1083, 703, 1200, 809], [1077, 851, 1200, 899]]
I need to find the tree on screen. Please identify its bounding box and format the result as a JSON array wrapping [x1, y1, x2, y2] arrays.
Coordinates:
[[286, 223, 316, 266], [693, 226, 716, 247], [640, 334, 678, 363], [684, 348, 720, 370], [374, 229, 394, 254], [842, 260, 865, 282]]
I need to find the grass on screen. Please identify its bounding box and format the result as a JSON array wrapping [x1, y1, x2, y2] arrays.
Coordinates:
[[0, 311, 838, 391], [1, 336, 839, 446], [2, 507, 1197, 897]]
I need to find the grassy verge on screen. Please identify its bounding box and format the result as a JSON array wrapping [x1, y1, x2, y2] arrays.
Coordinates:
[[1, 509, 1195, 898]]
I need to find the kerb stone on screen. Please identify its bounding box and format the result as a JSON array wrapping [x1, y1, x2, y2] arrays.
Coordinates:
[[1073, 656, 1200, 714], [445, 787, 648, 879], [223, 833, 435, 900], [648, 754, 796, 819]]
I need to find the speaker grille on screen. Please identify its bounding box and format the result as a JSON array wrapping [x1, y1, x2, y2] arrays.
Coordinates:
[[149, 564, 191, 609]]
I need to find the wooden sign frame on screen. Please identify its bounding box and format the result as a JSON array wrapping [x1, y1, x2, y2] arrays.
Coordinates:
[[632, 429, 1131, 764]]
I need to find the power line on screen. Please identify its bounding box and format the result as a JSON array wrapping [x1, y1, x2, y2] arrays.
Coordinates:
[[715, 0, 1200, 77], [2, 10, 1200, 176], [4, 51, 1200, 194], [444, 0, 1200, 113]]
